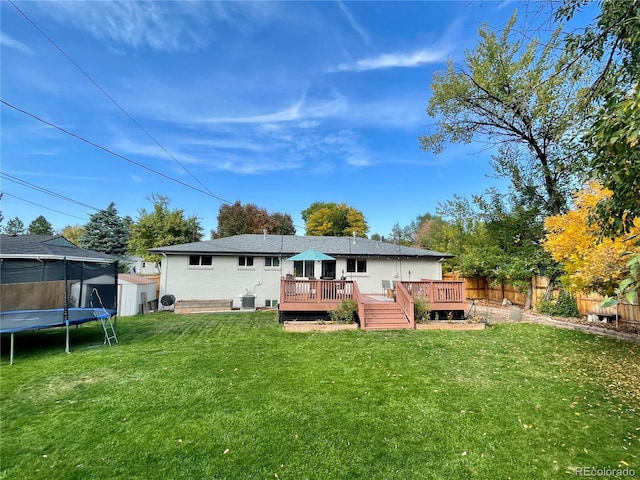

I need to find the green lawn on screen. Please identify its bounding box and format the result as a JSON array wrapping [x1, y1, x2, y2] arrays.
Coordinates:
[[1, 312, 638, 479]]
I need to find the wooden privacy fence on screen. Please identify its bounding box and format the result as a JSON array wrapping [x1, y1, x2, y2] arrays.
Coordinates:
[[443, 273, 640, 324], [1, 281, 66, 311]]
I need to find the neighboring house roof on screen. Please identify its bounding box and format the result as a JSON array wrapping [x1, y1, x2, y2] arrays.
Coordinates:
[[0, 235, 115, 263], [118, 273, 156, 285], [149, 234, 453, 259]]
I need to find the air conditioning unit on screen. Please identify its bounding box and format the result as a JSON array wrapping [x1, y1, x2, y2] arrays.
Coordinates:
[[241, 294, 256, 310]]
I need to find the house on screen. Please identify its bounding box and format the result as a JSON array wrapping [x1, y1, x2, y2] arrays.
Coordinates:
[[149, 234, 466, 328], [123, 256, 160, 275]]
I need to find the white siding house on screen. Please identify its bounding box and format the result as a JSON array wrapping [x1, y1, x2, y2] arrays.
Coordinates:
[[150, 235, 450, 310], [124, 256, 160, 275]]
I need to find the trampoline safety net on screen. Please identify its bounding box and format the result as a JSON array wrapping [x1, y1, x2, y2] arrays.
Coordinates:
[[1, 258, 118, 312]]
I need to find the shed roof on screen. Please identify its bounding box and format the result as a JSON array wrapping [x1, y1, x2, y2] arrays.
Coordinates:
[[118, 273, 156, 285], [0, 235, 115, 263], [149, 234, 452, 259]]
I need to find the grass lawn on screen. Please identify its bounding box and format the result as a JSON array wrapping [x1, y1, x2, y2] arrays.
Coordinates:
[[1, 311, 638, 479]]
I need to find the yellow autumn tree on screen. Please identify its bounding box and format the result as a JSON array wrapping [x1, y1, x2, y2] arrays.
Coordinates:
[[543, 182, 640, 295]]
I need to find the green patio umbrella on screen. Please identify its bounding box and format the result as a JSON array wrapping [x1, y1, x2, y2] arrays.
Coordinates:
[[286, 249, 335, 261]]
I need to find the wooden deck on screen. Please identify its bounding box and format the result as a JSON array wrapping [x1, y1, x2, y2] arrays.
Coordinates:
[[279, 279, 467, 329], [279, 279, 354, 312]]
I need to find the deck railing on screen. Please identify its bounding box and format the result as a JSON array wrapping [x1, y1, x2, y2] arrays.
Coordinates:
[[279, 279, 466, 320], [395, 281, 415, 328], [280, 279, 353, 305], [352, 281, 366, 329], [401, 280, 466, 306]]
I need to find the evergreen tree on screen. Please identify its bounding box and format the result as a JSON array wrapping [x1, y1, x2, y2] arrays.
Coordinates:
[[4, 216, 26, 235], [79, 202, 129, 255], [27, 215, 54, 235]]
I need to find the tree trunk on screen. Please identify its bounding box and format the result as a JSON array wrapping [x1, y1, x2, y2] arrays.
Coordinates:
[[524, 279, 533, 310]]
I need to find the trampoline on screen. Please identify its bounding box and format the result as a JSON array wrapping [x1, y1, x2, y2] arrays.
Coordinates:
[[1, 236, 120, 364], [0, 306, 118, 365]]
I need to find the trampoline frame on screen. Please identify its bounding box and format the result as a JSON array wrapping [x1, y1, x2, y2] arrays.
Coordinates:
[[1, 307, 117, 365]]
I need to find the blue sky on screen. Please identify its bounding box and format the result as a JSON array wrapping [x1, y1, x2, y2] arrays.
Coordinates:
[[2, 1, 544, 237]]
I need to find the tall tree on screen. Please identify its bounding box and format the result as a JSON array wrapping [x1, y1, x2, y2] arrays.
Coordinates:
[[431, 189, 558, 302], [386, 223, 412, 246], [302, 202, 369, 237], [544, 182, 640, 296], [214, 201, 295, 238], [61, 225, 85, 246], [555, 1, 640, 303], [413, 213, 450, 251], [79, 202, 129, 255], [557, 0, 640, 235], [4, 216, 25, 235], [27, 215, 53, 235], [420, 12, 591, 216], [129, 194, 203, 262]]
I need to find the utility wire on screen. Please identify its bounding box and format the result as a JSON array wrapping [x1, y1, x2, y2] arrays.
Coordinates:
[[1, 172, 100, 211], [7, 0, 229, 204], [1, 192, 88, 221], [1, 99, 228, 200]]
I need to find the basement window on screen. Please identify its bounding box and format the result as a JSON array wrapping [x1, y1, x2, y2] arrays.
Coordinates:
[[189, 255, 213, 266]]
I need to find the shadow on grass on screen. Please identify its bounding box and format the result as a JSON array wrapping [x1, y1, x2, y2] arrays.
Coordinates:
[[0, 322, 110, 363]]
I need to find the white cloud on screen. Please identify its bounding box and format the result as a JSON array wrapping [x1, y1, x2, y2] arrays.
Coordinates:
[[0, 33, 34, 55], [328, 47, 447, 73], [198, 95, 346, 125], [36, 1, 283, 53], [337, 1, 370, 45]]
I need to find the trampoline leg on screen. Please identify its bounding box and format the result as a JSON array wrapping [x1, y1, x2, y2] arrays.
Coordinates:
[[66, 324, 70, 354], [10, 334, 14, 366]]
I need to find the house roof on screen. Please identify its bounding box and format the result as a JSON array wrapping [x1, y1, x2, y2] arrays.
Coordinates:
[[0, 235, 115, 263], [149, 234, 453, 259]]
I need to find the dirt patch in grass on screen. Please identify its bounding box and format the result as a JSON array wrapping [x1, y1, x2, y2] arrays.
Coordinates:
[[283, 321, 358, 332], [416, 322, 485, 330]]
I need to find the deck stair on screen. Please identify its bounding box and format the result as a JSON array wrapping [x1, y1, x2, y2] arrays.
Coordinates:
[[362, 301, 412, 330]]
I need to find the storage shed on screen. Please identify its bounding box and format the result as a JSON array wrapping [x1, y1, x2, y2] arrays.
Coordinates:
[[117, 274, 157, 317]]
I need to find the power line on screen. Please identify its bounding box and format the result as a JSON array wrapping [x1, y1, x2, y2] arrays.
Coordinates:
[[1, 99, 229, 202], [1, 172, 100, 211], [7, 0, 228, 204], [1, 192, 88, 221]]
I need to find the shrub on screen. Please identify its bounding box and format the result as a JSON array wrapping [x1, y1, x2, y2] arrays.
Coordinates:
[[329, 298, 358, 324], [537, 290, 580, 318], [414, 296, 432, 323]]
